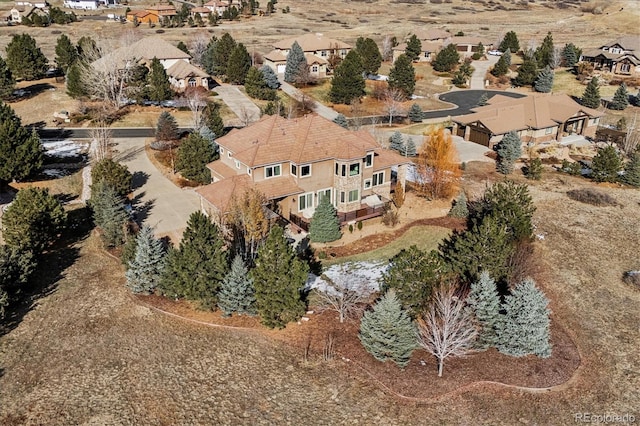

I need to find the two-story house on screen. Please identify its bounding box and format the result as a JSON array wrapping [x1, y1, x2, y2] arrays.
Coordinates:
[[196, 114, 409, 231], [581, 36, 640, 76], [453, 93, 604, 148], [263, 33, 352, 78]]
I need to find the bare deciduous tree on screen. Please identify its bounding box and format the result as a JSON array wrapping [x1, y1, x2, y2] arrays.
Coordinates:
[[550, 47, 563, 69], [349, 98, 365, 130], [383, 87, 406, 126], [382, 35, 395, 62], [181, 87, 209, 129], [189, 32, 209, 66], [622, 112, 640, 156], [89, 122, 113, 161], [315, 265, 375, 323], [417, 284, 477, 377]]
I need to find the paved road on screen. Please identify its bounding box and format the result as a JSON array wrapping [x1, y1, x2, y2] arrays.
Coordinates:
[[469, 55, 499, 89], [112, 138, 201, 243], [37, 127, 193, 139], [278, 80, 339, 121], [214, 84, 261, 126]]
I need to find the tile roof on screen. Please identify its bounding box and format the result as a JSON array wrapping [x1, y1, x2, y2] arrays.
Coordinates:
[[304, 53, 328, 65], [453, 93, 604, 135], [412, 29, 451, 41], [216, 114, 383, 167], [208, 159, 238, 180], [449, 36, 491, 46], [264, 49, 287, 62], [273, 33, 351, 52], [166, 59, 209, 79], [393, 42, 442, 53], [602, 36, 640, 53], [93, 37, 191, 69], [191, 6, 210, 13]]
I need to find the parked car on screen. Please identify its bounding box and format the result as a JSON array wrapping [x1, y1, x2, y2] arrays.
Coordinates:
[[161, 100, 177, 108], [488, 50, 503, 56]]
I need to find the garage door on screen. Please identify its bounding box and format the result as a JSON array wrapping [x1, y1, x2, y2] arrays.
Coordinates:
[[469, 128, 491, 147], [277, 64, 286, 74]]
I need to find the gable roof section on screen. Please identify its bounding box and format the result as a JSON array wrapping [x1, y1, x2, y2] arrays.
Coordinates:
[[412, 29, 451, 41], [393, 41, 442, 53], [454, 93, 604, 135], [216, 114, 384, 168], [601, 36, 640, 53], [93, 37, 191, 69], [264, 49, 287, 62], [166, 59, 208, 79], [273, 33, 351, 52]]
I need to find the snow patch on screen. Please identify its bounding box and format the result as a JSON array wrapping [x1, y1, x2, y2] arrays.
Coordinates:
[[307, 261, 388, 293], [42, 140, 88, 158]]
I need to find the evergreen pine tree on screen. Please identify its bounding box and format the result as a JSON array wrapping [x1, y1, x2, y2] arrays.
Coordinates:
[[622, 151, 640, 187], [609, 83, 629, 111], [251, 225, 308, 329], [355, 37, 382, 75], [177, 41, 190, 55], [0, 57, 15, 100], [65, 63, 86, 99], [495, 131, 522, 174], [309, 195, 341, 243], [329, 50, 365, 104], [448, 192, 469, 218], [381, 247, 444, 318], [389, 131, 404, 152], [466, 271, 501, 350], [244, 66, 276, 100], [218, 254, 256, 316], [91, 158, 133, 198], [126, 226, 166, 294], [432, 43, 460, 72], [146, 57, 173, 102], [499, 31, 520, 53], [404, 34, 421, 62], [502, 48, 512, 67], [514, 54, 538, 87], [477, 93, 489, 106], [525, 157, 543, 180], [408, 103, 423, 122], [201, 36, 217, 75], [439, 214, 513, 283], [54, 34, 78, 74], [591, 145, 622, 183], [160, 211, 228, 309], [0, 102, 44, 185], [581, 76, 601, 109], [260, 65, 280, 89], [226, 43, 251, 85], [284, 41, 307, 84], [358, 290, 417, 368], [212, 33, 236, 76], [89, 180, 128, 247], [5, 34, 48, 81], [388, 54, 415, 98], [198, 125, 218, 153], [534, 65, 554, 93], [535, 32, 554, 68], [562, 43, 580, 67], [155, 111, 179, 142], [332, 113, 348, 129], [497, 278, 551, 358], [404, 137, 416, 157], [175, 133, 215, 184], [204, 102, 226, 138], [0, 245, 35, 301]]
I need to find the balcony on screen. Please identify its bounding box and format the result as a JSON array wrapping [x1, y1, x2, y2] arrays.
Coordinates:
[[289, 202, 389, 232]]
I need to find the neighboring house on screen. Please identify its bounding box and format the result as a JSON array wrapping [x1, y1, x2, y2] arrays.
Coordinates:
[[9, 5, 48, 23], [203, 0, 229, 16], [580, 36, 640, 76], [264, 33, 351, 77], [196, 114, 409, 231], [392, 41, 441, 63], [126, 10, 155, 24], [449, 36, 491, 55], [412, 28, 451, 43], [15, 0, 48, 8], [166, 60, 209, 90], [63, 0, 98, 10], [146, 4, 176, 21], [190, 6, 210, 18], [453, 93, 604, 148]]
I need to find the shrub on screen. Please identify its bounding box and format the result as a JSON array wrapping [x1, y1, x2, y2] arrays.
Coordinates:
[[561, 159, 582, 175], [381, 206, 399, 227], [566, 188, 617, 206], [623, 271, 640, 288], [524, 158, 543, 180]]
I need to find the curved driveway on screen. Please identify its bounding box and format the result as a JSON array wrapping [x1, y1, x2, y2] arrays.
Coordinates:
[[423, 90, 526, 119], [113, 138, 201, 243]]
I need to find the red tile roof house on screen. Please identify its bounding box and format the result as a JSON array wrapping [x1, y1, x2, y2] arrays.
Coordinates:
[[196, 114, 410, 232], [263, 33, 352, 78], [452, 93, 604, 148]]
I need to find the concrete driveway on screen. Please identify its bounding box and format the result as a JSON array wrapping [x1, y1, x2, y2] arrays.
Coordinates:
[[278, 80, 339, 120], [215, 84, 261, 126], [469, 55, 499, 89], [113, 138, 201, 243]]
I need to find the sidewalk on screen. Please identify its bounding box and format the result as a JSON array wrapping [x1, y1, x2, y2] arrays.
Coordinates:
[[278, 79, 339, 121]]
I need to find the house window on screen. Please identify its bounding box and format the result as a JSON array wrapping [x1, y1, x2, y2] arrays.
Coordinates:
[[318, 188, 332, 204], [424, 51, 429, 58], [321, 50, 327, 57], [227, 151, 232, 158], [220, 147, 224, 155], [311, 65, 318, 73], [545, 127, 553, 135], [349, 163, 360, 176], [265, 164, 281, 178], [235, 160, 241, 169], [300, 164, 311, 177], [589, 118, 599, 126], [340, 191, 345, 203], [348, 189, 359, 202], [372, 171, 384, 186], [299, 192, 313, 211], [364, 179, 372, 189], [188, 78, 197, 87], [365, 153, 373, 168], [247, 168, 252, 176], [291, 163, 297, 176], [620, 63, 631, 73], [336, 163, 347, 177]]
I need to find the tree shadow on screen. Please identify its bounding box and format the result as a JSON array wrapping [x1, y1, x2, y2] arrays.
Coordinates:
[[130, 192, 155, 225], [131, 171, 149, 190], [0, 207, 91, 339], [113, 145, 146, 163]]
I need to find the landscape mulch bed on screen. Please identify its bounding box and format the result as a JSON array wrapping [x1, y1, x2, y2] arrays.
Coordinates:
[[139, 294, 581, 400], [318, 216, 466, 258]]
